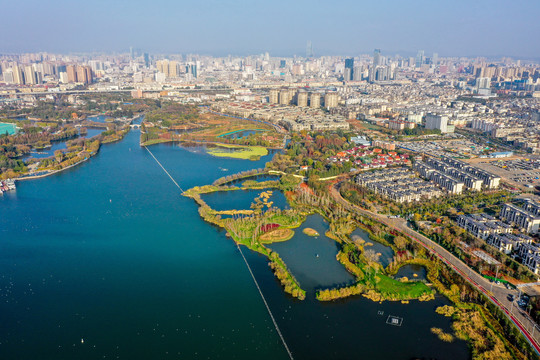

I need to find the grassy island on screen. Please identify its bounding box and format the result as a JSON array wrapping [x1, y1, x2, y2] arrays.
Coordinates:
[[302, 228, 319, 236], [206, 144, 268, 160]]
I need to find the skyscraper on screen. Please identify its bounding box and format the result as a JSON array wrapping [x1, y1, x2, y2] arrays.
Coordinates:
[[143, 53, 150, 68], [432, 52, 439, 66], [344, 58, 354, 81], [416, 50, 425, 68], [12, 65, 24, 85], [306, 41, 314, 58], [66, 65, 77, 82], [373, 49, 381, 67], [186, 63, 197, 78]]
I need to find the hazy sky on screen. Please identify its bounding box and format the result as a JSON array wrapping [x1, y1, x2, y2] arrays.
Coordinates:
[[2, 0, 540, 59]]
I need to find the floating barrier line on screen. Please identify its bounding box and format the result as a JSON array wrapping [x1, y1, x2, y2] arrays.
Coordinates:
[[144, 145, 184, 193], [235, 243, 294, 360], [144, 144, 293, 358]]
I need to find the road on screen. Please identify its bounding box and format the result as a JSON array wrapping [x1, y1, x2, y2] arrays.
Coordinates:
[[330, 181, 540, 354]]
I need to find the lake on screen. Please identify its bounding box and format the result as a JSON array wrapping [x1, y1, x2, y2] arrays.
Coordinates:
[[0, 130, 469, 359]]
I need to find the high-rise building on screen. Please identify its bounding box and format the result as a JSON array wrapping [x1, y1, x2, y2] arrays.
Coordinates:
[[24, 65, 37, 85], [344, 58, 354, 81], [432, 53, 439, 66], [67, 65, 77, 82], [143, 53, 150, 68], [84, 66, 93, 84], [297, 91, 308, 107], [186, 63, 197, 78], [324, 92, 339, 109], [59, 72, 69, 83], [373, 49, 381, 67], [12, 65, 24, 85], [269, 89, 279, 104], [279, 89, 291, 105], [306, 41, 314, 58], [309, 93, 320, 108], [2, 69, 14, 84], [425, 113, 448, 133], [416, 50, 425, 68], [476, 77, 491, 89], [76, 66, 87, 84], [279, 60, 286, 68], [353, 65, 364, 81]]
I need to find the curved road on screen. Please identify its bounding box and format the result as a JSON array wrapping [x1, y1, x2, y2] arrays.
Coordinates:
[[330, 181, 540, 354]]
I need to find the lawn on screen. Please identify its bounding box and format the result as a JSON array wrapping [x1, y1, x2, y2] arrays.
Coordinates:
[[375, 274, 431, 299], [207, 144, 268, 160]]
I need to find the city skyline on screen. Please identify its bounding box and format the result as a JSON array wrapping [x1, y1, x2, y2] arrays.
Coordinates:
[[2, 0, 540, 59]]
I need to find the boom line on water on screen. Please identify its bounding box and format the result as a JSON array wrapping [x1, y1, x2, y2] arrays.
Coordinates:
[[144, 145, 185, 193], [144, 144, 293, 359], [236, 243, 294, 360]]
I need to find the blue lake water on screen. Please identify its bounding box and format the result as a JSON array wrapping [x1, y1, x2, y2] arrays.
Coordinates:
[[395, 264, 427, 281], [23, 141, 67, 159], [202, 189, 289, 211], [0, 130, 469, 359], [87, 115, 110, 123], [350, 228, 395, 268], [84, 128, 105, 138], [268, 214, 356, 293]]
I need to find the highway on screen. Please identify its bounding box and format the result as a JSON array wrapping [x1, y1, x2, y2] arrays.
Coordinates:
[[330, 181, 540, 354]]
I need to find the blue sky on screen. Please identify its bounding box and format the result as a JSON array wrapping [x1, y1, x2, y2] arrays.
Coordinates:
[[1, 0, 539, 59]]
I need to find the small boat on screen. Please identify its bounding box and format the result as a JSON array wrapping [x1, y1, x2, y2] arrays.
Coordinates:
[[81, 338, 84, 344], [316, 254, 319, 258]]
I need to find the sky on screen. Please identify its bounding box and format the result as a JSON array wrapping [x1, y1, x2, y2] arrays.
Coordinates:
[[1, 0, 540, 59]]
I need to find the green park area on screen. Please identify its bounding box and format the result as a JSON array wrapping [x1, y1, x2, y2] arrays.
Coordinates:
[[206, 144, 268, 160]]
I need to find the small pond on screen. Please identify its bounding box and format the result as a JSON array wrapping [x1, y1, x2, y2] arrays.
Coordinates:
[[394, 264, 427, 281], [268, 214, 356, 294], [350, 228, 395, 268]]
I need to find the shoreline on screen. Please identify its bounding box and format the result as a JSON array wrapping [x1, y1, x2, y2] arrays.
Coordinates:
[[16, 151, 95, 181], [14, 128, 131, 182]]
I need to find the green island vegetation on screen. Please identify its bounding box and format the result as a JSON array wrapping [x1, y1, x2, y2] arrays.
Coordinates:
[[431, 327, 455, 343], [206, 143, 268, 160], [302, 228, 319, 236]]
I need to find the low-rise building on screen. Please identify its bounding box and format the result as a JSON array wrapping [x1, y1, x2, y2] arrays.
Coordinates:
[[500, 203, 540, 234]]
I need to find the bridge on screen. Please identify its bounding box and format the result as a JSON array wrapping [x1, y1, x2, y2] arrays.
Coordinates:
[[130, 124, 141, 129]]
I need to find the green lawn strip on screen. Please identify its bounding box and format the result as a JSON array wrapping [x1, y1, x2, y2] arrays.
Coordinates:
[[141, 138, 172, 146], [207, 144, 268, 160], [374, 273, 431, 299]]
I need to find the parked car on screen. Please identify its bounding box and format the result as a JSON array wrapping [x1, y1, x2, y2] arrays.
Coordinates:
[[507, 294, 514, 302]]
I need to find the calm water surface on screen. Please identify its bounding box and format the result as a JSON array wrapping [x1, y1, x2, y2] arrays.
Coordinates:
[[269, 214, 355, 293], [0, 131, 469, 359], [351, 227, 395, 268]]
